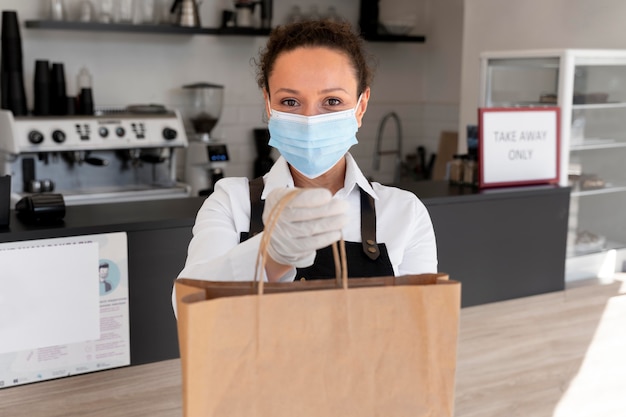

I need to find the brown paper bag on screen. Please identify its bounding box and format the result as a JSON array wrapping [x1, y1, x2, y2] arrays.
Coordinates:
[[175, 191, 461, 417]]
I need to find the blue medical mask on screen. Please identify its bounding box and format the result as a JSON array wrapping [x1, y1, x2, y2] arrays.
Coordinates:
[[267, 96, 362, 178]]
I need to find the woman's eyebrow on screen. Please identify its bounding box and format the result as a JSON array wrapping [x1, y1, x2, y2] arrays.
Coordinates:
[[272, 87, 349, 95], [273, 88, 299, 95], [319, 87, 349, 94]]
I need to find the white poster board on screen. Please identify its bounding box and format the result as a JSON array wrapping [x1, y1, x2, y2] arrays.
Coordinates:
[[0, 232, 129, 389], [479, 107, 560, 188]]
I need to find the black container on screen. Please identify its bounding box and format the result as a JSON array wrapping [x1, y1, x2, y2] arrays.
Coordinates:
[[78, 87, 94, 115], [33, 60, 51, 115], [1, 71, 27, 115], [1, 11, 28, 115], [49, 62, 67, 115], [66, 95, 77, 115], [260, 0, 272, 29], [0, 175, 10, 228], [1, 11, 23, 72], [15, 193, 66, 225], [358, 0, 379, 37]]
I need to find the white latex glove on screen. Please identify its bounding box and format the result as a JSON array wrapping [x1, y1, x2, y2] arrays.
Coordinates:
[[262, 188, 348, 268]]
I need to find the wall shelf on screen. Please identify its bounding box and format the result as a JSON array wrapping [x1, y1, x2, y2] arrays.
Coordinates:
[[25, 20, 425, 42], [24, 20, 271, 36], [362, 33, 426, 43]]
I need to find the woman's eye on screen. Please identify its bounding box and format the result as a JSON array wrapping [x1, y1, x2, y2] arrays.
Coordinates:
[[326, 98, 342, 106], [281, 99, 298, 107]]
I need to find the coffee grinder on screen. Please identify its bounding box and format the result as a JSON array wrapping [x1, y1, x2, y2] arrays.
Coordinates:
[[181, 82, 228, 196]]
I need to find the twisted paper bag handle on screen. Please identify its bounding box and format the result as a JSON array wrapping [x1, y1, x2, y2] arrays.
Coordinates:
[[254, 189, 348, 294]]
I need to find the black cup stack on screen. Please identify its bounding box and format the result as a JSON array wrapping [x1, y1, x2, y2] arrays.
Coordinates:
[[1, 10, 28, 116], [49, 62, 67, 115], [33, 60, 50, 115]]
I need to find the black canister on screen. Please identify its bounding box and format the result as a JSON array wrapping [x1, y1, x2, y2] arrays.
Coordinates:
[[49, 62, 67, 115], [0, 175, 10, 228], [78, 88, 94, 115], [33, 60, 51, 115], [1, 11, 28, 115], [66, 95, 77, 115]]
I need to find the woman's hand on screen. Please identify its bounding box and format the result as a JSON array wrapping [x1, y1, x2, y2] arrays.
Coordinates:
[[262, 188, 347, 280]]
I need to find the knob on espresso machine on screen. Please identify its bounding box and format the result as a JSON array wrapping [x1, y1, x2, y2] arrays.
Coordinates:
[[52, 129, 66, 143], [28, 130, 44, 144], [162, 127, 178, 140]]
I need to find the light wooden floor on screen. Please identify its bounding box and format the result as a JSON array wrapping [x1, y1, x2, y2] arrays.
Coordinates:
[[455, 274, 626, 417], [1, 275, 624, 417]]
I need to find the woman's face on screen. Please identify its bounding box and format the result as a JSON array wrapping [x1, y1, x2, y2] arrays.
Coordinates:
[[264, 46, 370, 126]]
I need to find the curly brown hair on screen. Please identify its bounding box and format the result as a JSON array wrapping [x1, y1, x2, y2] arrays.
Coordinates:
[[256, 20, 374, 97]]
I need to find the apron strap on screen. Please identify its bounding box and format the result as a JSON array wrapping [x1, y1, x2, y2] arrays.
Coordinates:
[[248, 176, 265, 238], [360, 189, 380, 260]]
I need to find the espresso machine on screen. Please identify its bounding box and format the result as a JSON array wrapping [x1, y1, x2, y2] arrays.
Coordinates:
[[0, 108, 190, 206], [181, 82, 228, 196]]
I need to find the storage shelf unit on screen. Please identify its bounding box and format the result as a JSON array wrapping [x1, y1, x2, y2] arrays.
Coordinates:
[[480, 49, 626, 281]]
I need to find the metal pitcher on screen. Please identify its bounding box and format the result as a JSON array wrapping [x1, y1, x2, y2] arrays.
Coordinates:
[[171, 0, 202, 27]]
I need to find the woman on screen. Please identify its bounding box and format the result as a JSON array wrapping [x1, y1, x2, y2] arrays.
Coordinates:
[[177, 20, 437, 284]]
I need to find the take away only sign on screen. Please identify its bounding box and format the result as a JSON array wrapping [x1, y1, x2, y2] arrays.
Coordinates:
[[479, 107, 560, 188]]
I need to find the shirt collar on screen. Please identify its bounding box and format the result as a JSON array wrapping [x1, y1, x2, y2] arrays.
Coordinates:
[[339, 153, 378, 200], [261, 153, 379, 200], [261, 156, 294, 200]]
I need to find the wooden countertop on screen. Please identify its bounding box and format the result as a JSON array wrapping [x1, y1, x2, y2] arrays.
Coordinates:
[[0, 277, 623, 417]]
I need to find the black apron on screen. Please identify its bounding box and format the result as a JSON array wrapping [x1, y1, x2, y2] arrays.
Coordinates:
[[240, 177, 394, 280]]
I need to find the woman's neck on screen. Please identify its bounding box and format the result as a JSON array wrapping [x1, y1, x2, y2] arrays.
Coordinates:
[[290, 157, 347, 195]]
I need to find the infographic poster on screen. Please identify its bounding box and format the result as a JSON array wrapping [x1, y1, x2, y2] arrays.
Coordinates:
[[0, 232, 129, 388]]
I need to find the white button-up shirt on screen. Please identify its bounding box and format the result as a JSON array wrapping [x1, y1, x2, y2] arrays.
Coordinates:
[[177, 153, 437, 283]]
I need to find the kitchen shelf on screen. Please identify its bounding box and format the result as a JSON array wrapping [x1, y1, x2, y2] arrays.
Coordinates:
[[572, 102, 626, 110], [362, 33, 426, 43], [24, 20, 271, 36], [25, 20, 425, 42], [488, 101, 556, 108], [570, 138, 626, 151]]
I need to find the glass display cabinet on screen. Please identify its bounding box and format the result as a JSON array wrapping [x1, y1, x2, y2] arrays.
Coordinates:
[[480, 49, 626, 281]]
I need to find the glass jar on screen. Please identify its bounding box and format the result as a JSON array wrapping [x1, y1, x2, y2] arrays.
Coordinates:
[[447, 154, 464, 185], [463, 155, 478, 187]]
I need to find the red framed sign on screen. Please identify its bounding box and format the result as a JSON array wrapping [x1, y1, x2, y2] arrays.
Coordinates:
[[479, 107, 560, 188]]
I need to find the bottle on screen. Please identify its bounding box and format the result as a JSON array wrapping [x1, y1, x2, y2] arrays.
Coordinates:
[[77, 67, 94, 115], [49, 0, 65, 21]]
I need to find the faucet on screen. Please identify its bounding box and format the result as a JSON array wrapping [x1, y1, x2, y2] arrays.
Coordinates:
[[373, 112, 402, 183]]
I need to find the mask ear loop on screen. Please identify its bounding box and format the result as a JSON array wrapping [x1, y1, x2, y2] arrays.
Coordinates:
[[355, 93, 363, 108], [353, 93, 364, 117], [262, 95, 271, 124]]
